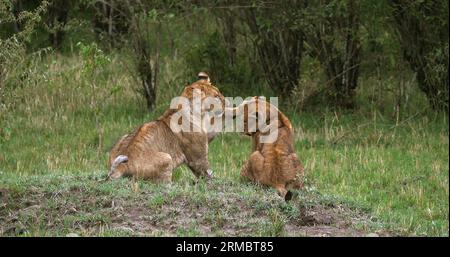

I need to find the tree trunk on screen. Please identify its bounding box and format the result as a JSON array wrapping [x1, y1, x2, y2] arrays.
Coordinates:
[[47, 0, 70, 50], [217, 9, 237, 67], [391, 0, 449, 111], [335, 0, 361, 109], [243, 5, 304, 100], [306, 0, 361, 109], [12, 0, 22, 33], [134, 35, 156, 111], [415, 64, 449, 110], [131, 15, 159, 111]]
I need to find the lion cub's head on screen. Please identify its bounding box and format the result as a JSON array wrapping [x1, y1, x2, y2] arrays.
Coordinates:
[[179, 72, 227, 115], [236, 96, 292, 136]]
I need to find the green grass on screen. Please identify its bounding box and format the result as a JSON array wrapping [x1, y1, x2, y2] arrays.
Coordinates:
[[0, 54, 448, 236]]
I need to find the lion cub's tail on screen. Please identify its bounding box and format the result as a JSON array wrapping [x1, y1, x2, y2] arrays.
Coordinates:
[[107, 155, 128, 179], [284, 177, 304, 201]]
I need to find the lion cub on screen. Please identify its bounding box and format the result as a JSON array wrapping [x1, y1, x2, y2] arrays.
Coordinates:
[[237, 97, 304, 201], [107, 73, 226, 182]]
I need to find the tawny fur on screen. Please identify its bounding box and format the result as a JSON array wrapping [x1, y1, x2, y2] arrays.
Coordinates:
[[107, 79, 226, 182], [238, 97, 305, 201]]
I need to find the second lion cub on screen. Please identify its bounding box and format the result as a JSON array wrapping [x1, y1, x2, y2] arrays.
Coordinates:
[[237, 97, 305, 201]]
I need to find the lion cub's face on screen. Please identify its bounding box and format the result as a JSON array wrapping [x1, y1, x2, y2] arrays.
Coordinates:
[[237, 97, 279, 136]]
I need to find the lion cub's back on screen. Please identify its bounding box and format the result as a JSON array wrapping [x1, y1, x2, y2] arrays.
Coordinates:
[[108, 121, 179, 166], [260, 126, 303, 184]]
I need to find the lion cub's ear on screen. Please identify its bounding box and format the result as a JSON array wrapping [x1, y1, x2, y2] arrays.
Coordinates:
[[278, 111, 293, 131], [198, 71, 210, 83]]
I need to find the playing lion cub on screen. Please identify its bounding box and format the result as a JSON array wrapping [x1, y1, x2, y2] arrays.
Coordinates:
[[237, 97, 305, 201], [107, 73, 226, 182]]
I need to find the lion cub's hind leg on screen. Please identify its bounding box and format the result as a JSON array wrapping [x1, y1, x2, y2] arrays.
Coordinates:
[[135, 152, 173, 183], [286, 152, 305, 190], [241, 151, 265, 182]]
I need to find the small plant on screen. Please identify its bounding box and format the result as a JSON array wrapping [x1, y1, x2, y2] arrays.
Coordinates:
[[258, 209, 286, 236], [148, 193, 166, 208]]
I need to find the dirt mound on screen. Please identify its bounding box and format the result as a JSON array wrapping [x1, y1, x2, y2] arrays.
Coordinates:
[[0, 174, 390, 236]]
